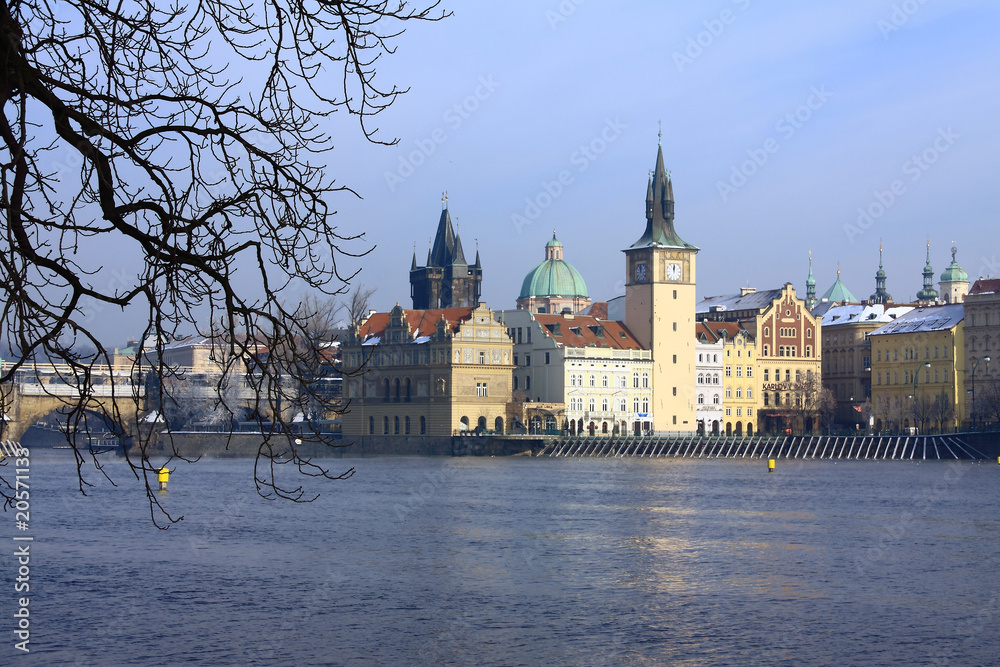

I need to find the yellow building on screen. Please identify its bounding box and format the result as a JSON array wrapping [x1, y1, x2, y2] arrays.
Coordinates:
[[623, 141, 699, 433], [696, 321, 758, 435], [699, 284, 823, 433], [340, 303, 513, 437], [869, 304, 965, 433]]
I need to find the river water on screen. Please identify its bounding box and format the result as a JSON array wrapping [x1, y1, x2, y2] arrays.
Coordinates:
[[3, 451, 999, 666]]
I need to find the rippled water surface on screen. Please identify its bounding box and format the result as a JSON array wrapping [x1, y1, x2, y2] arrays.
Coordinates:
[[4, 452, 999, 665]]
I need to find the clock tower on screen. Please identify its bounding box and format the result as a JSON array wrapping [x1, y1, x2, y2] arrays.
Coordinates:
[[624, 138, 699, 432]]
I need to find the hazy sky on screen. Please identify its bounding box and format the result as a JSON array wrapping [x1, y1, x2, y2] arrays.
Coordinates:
[[75, 1, 1000, 344], [320, 0, 999, 318]]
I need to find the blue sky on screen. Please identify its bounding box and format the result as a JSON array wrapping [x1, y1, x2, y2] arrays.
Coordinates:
[[315, 0, 999, 318]]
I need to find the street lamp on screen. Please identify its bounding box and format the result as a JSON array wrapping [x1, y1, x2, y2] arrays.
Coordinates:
[[971, 355, 991, 429]]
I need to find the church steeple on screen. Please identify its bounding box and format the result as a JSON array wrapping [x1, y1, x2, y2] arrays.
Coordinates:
[[629, 141, 696, 250], [916, 236, 939, 304], [869, 241, 892, 304], [805, 251, 817, 310]]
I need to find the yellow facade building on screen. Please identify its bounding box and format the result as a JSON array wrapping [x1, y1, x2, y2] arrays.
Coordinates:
[[623, 142, 699, 433], [340, 303, 513, 437], [869, 304, 965, 432]]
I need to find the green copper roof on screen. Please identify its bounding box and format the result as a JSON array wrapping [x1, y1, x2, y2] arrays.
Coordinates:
[[820, 275, 859, 303], [940, 247, 968, 284], [545, 234, 563, 248], [519, 259, 589, 300]]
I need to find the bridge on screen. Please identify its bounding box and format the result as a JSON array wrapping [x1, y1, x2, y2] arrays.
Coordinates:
[[1, 364, 145, 443]]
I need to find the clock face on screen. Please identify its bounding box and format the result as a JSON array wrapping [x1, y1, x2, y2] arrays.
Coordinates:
[[635, 263, 647, 282], [667, 263, 682, 281]]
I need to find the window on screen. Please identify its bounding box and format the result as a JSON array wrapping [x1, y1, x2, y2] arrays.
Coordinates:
[[405, 416, 411, 435], [525, 355, 531, 366], [747, 389, 753, 399], [602, 398, 608, 412], [602, 375, 609, 388], [589, 374, 596, 387], [513, 376, 519, 390], [713, 394, 720, 405], [747, 408, 753, 417], [633, 372, 640, 388], [545, 352, 550, 364], [369, 416, 375, 435], [526, 376, 531, 390], [513, 354, 519, 366], [619, 375, 627, 388], [673, 354, 677, 363], [589, 398, 596, 412], [619, 398, 627, 412], [725, 366, 732, 377], [726, 408, 732, 416], [698, 373, 704, 384], [642, 373, 650, 389], [673, 322, 677, 331], [747, 366, 753, 378], [672, 386, 677, 396], [698, 394, 704, 404], [726, 388, 732, 398], [420, 416, 426, 434], [476, 382, 488, 397], [673, 290, 677, 299], [736, 366, 742, 377], [736, 387, 742, 398], [764, 369, 769, 381], [383, 416, 389, 435], [634, 397, 640, 413], [642, 397, 649, 413], [736, 408, 742, 416], [713, 375, 720, 385]]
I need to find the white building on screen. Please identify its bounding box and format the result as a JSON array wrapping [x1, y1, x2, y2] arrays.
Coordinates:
[[500, 309, 653, 435]]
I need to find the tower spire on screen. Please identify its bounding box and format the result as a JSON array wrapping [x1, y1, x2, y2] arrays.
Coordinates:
[[917, 235, 939, 303], [870, 239, 892, 304], [805, 250, 817, 310], [628, 130, 695, 251]]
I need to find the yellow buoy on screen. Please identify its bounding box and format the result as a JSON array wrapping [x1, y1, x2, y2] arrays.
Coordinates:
[[768, 459, 776, 473], [157, 467, 169, 491]]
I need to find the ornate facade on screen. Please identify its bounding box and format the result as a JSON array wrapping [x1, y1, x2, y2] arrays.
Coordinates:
[[340, 304, 512, 437]]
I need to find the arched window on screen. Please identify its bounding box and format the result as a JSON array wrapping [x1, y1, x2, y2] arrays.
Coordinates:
[[634, 397, 640, 413], [383, 416, 389, 434], [589, 398, 596, 412], [589, 374, 596, 387], [726, 387, 732, 398], [713, 394, 720, 405], [736, 387, 742, 398], [642, 397, 649, 413], [602, 375, 609, 388], [698, 393, 705, 404], [642, 373, 649, 389], [601, 398, 608, 412], [404, 416, 410, 435], [633, 372, 639, 388]]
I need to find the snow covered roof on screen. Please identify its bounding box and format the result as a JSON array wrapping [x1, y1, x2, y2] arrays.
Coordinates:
[[868, 304, 964, 337]]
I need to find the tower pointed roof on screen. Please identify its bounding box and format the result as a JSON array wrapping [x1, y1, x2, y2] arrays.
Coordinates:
[[821, 264, 859, 303], [869, 242, 892, 304], [629, 140, 698, 251], [451, 232, 468, 266], [429, 205, 456, 267], [805, 251, 817, 309], [917, 236, 939, 302]]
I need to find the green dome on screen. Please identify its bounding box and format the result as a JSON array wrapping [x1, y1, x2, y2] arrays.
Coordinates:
[[545, 236, 563, 248], [940, 247, 968, 283], [519, 259, 589, 300]]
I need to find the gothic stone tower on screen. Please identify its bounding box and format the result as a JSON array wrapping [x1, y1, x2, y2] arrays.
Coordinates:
[[410, 198, 482, 309], [624, 139, 699, 432]]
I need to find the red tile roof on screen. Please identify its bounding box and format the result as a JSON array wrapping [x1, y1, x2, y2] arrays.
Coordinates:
[[969, 279, 1000, 295], [696, 320, 753, 342], [358, 307, 474, 340], [532, 314, 645, 350]]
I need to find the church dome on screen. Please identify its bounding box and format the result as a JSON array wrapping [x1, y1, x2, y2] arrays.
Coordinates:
[[518, 233, 589, 300], [940, 247, 969, 284]]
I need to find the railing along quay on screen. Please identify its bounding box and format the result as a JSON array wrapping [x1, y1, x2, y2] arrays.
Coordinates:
[[539, 433, 997, 460]]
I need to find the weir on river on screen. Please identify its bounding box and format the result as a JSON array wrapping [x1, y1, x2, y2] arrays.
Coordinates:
[[538, 433, 997, 460]]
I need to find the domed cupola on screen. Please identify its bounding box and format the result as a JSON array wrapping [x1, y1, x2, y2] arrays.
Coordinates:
[[517, 231, 591, 314], [939, 246, 970, 303]]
